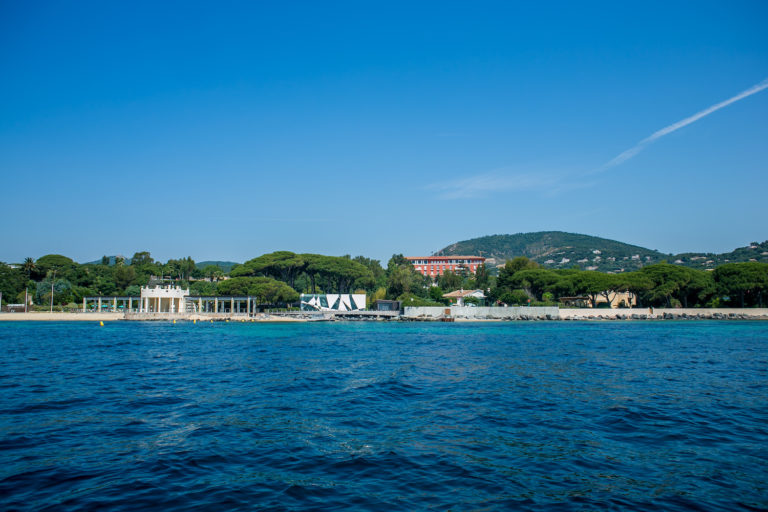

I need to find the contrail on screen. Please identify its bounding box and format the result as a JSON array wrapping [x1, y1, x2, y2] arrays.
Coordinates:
[[599, 77, 768, 171]]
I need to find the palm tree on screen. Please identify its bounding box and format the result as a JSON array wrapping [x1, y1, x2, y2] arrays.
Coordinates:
[[23, 257, 35, 279]]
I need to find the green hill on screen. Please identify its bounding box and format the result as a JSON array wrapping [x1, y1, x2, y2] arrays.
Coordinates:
[[85, 255, 130, 266], [438, 231, 768, 272], [672, 240, 768, 269], [196, 261, 239, 273], [438, 231, 666, 272]]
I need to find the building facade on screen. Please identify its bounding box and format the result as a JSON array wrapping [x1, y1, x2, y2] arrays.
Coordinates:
[[140, 284, 189, 313], [406, 256, 486, 277], [300, 294, 366, 312]]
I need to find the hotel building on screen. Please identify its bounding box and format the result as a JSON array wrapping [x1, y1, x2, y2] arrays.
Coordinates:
[[406, 256, 486, 278]]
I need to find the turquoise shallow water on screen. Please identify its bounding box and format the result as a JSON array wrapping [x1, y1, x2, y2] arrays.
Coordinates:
[[0, 320, 767, 511]]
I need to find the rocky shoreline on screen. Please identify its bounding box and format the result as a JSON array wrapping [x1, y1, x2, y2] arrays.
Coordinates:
[[1, 308, 767, 322], [560, 312, 768, 321]]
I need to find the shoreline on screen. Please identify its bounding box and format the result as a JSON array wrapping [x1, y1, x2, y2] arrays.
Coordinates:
[[1, 308, 767, 322], [0, 312, 310, 322]]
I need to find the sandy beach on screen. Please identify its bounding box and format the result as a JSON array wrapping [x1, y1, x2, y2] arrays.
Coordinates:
[[0, 312, 313, 322], [0, 312, 124, 321]]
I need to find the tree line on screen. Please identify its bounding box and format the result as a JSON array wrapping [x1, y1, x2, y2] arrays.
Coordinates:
[[1, 251, 766, 309], [490, 257, 768, 308]]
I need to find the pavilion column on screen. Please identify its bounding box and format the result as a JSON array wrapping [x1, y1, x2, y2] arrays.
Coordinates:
[[83, 298, 86, 312], [198, 298, 202, 313], [247, 297, 251, 316], [231, 298, 234, 314], [98, 297, 102, 311], [113, 297, 117, 311], [214, 298, 218, 313]]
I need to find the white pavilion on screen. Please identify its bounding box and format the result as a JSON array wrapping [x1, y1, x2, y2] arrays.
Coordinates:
[[140, 284, 189, 313]]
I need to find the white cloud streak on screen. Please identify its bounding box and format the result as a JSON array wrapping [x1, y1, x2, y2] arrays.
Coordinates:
[[430, 170, 592, 200], [430, 172, 556, 199], [599, 77, 768, 171], [432, 78, 768, 200]]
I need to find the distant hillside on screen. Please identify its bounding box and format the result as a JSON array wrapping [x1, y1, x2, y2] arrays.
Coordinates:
[[438, 232, 768, 272], [83, 257, 239, 273], [438, 232, 665, 272], [672, 240, 768, 269], [85, 255, 130, 266], [196, 261, 239, 273]]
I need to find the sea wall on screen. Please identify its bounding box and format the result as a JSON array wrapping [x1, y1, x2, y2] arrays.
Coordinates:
[[403, 306, 558, 320], [559, 308, 768, 320], [402, 307, 768, 321]]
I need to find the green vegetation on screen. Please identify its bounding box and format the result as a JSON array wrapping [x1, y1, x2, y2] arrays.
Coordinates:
[[195, 261, 239, 273], [0, 252, 216, 308], [439, 231, 768, 273], [216, 277, 299, 304], [0, 250, 422, 309], [487, 256, 767, 308], [440, 231, 664, 272], [1, 246, 766, 310]]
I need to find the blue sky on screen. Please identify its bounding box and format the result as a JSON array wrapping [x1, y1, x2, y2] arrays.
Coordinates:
[[1, 1, 767, 264]]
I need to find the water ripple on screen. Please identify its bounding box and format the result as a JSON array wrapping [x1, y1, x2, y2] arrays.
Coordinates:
[[0, 321, 767, 510]]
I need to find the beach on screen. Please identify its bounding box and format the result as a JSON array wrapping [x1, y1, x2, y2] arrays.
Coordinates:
[[3, 308, 768, 322], [0, 312, 124, 321]]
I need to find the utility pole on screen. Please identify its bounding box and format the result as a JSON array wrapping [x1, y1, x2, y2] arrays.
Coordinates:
[[50, 269, 57, 313], [25, 288, 28, 313]]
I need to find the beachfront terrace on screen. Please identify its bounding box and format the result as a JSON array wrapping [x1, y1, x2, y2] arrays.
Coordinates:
[[82, 296, 141, 312], [186, 296, 263, 314]]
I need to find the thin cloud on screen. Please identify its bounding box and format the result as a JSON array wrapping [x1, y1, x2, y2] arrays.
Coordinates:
[[431, 170, 570, 200], [598, 77, 768, 172], [433, 78, 768, 200]]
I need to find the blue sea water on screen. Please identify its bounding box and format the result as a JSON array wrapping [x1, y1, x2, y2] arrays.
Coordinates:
[[0, 321, 766, 511]]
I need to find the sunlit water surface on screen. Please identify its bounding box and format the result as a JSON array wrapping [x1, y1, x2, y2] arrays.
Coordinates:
[[1, 321, 767, 511]]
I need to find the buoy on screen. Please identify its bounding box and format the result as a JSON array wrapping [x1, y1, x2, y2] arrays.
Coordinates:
[[173, 319, 176, 324], [99, 321, 104, 327], [193, 319, 196, 324]]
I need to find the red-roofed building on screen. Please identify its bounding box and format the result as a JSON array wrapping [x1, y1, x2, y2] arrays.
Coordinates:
[[406, 256, 486, 278]]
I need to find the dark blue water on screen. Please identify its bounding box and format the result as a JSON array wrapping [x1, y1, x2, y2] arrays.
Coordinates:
[[1, 321, 767, 511]]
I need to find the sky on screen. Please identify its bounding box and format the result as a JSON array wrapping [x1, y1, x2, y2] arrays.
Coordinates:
[[1, 1, 767, 264]]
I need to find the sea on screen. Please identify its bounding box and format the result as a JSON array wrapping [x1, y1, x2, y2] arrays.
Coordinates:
[[1, 320, 766, 511]]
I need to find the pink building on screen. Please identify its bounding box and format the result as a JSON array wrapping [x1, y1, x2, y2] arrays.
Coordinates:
[[406, 256, 486, 278]]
